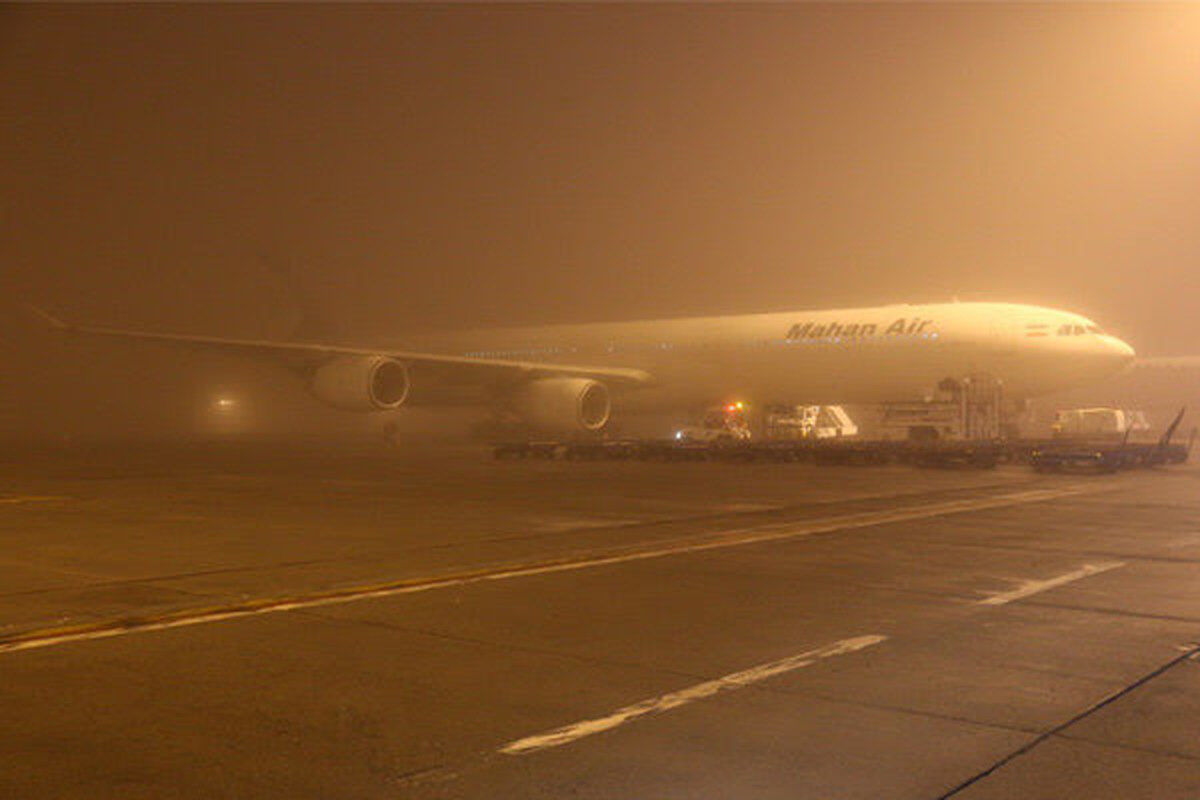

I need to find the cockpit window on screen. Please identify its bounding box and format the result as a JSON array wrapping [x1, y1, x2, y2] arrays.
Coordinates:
[[1086, 325, 1102, 334]]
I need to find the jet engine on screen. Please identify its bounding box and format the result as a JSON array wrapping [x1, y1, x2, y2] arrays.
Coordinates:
[[511, 377, 611, 433], [308, 356, 410, 411]]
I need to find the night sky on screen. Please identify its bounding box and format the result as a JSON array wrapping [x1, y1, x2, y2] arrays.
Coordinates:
[[3, 4, 1199, 436]]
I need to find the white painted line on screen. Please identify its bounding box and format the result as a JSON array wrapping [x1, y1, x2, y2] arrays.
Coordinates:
[[0, 485, 1087, 655], [528, 516, 644, 533], [0, 495, 65, 505], [977, 562, 1126, 606], [718, 503, 785, 513], [500, 635, 886, 755]]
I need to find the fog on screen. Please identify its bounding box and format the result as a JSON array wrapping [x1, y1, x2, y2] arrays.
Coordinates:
[[3, 4, 1199, 440]]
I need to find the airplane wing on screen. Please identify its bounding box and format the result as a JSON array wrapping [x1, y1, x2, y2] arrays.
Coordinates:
[[27, 306, 654, 388]]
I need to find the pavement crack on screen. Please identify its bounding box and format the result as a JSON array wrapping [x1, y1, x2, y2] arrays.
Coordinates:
[[1051, 732, 1200, 765], [1017, 600, 1200, 624], [912, 538, 1200, 565], [761, 685, 1041, 737], [936, 641, 1200, 798]]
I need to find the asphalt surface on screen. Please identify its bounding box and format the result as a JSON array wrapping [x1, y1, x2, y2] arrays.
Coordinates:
[[0, 441, 1197, 799]]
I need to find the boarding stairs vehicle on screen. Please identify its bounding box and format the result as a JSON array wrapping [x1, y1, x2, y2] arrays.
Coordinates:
[[765, 405, 858, 440]]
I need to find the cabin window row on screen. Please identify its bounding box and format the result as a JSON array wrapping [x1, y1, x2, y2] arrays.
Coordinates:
[[1058, 324, 1102, 336]]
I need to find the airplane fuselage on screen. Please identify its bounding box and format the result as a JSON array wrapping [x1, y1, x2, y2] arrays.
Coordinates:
[[403, 302, 1135, 409]]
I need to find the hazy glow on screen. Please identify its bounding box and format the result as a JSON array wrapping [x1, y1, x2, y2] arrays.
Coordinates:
[[2, 4, 1198, 438]]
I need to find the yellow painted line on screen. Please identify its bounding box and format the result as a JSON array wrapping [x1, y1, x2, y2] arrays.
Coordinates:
[[0, 495, 67, 505], [0, 485, 1090, 656]]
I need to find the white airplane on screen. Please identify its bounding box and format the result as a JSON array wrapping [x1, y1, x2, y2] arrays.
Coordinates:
[[32, 301, 1136, 433]]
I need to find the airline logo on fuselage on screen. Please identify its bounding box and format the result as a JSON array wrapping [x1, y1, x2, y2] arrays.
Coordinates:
[[786, 317, 934, 340]]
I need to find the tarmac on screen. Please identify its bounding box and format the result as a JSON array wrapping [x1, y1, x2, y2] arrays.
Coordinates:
[[0, 440, 1197, 799]]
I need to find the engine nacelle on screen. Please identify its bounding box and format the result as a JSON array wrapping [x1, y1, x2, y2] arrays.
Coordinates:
[[511, 377, 611, 433], [309, 356, 410, 411]]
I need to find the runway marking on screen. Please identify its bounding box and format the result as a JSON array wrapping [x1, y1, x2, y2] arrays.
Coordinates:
[[0, 485, 1088, 655], [528, 516, 645, 533], [718, 503, 785, 513], [500, 635, 887, 755], [0, 495, 66, 505], [977, 562, 1126, 606]]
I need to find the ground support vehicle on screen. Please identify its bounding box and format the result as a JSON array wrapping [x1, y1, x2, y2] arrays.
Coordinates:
[[492, 437, 1004, 468], [1030, 407, 1192, 473], [493, 421, 1192, 472]]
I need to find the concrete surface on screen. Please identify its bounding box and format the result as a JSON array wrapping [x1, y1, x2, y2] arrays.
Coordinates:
[[0, 442, 1196, 798]]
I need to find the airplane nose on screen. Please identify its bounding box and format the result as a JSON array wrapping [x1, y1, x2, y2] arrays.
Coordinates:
[[1104, 336, 1136, 367]]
